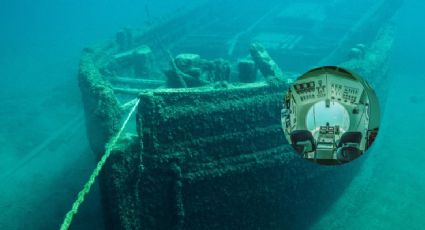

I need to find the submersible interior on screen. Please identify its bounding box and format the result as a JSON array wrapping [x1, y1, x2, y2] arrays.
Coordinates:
[[282, 66, 380, 165]]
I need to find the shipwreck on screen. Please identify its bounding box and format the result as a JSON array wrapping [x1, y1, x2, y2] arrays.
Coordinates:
[[76, 1, 401, 229]]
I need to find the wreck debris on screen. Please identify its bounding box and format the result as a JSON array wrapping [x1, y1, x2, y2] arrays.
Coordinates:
[[110, 77, 164, 89], [165, 53, 189, 88], [175, 53, 201, 74], [165, 54, 231, 88], [348, 43, 366, 59], [249, 43, 283, 80], [133, 46, 154, 77], [341, 25, 395, 93], [111, 45, 154, 78], [238, 59, 257, 83], [207, 59, 231, 82], [116, 28, 133, 51], [172, 53, 209, 87], [348, 47, 363, 59]]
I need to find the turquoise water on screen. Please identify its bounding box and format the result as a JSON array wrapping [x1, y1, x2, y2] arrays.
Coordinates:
[[312, 2, 425, 228], [1, 0, 425, 229]]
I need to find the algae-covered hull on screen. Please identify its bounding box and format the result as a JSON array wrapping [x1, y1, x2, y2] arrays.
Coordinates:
[[77, 1, 400, 229], [101, 83, 363, 230]]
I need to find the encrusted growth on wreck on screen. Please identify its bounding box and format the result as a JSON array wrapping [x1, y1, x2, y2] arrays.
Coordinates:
[[340, 23, 396, 112], [101, 82, 364, 230], [250, 43, 283, 80], [164, 53, 232, 88], [79, 52, 122, 155], [76, 1, 401, 229]]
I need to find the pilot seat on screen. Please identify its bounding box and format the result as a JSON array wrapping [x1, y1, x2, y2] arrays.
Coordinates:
[[336, 132, 363, 163], [290, 130, 316, 157]]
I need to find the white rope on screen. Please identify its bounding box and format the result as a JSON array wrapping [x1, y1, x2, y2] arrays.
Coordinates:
[[313, 103, 317, 129], [60, 98, 140, 230]]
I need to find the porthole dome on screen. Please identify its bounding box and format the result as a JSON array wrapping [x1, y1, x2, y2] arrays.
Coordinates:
[[281, 66, 380, 165]]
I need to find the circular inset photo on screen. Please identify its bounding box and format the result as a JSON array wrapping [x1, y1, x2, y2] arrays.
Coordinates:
[[281, 66, 380, 165]]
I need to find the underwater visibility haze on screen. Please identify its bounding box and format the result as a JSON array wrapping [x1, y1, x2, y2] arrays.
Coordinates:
[[1, 0, 425, 229]]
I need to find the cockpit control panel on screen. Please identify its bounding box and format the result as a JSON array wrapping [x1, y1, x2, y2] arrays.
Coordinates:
[[291, 74, 364, 105]]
